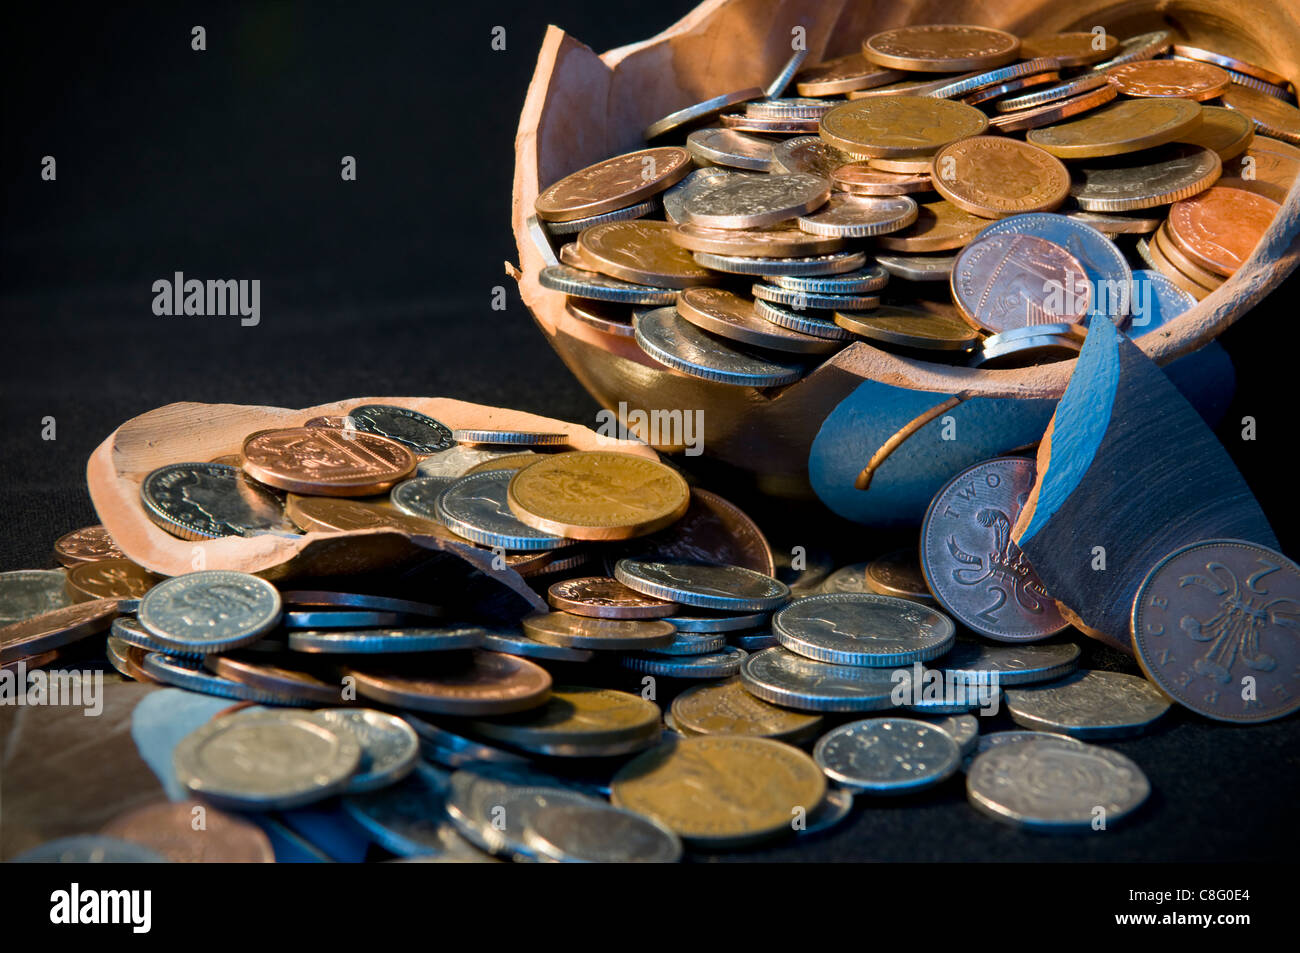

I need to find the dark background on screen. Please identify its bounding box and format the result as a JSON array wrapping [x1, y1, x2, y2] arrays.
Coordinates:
[[2, 2, 1296, 864]]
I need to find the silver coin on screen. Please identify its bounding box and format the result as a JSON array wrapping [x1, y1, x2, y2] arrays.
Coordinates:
[[538, 265, 678, 306], [752, 283, 881, 312], [754, 299, 852, 339], [311, 708, 419, 793], [415, 445, 524, 478], [1004, 669, 1172, 739], [390, 476, 454, 522], [972, 329, 1083, 368], [452, 429, 569, 447], [174, 709, 361, 810], [633, 307, 806, 387], [140, 463, 298, 540], [1069, 145, 1221, 211], [142, 652, 309, 704], [640, 631, 727, 655], [526, 802, 684, 863], [113, 614, 203, 656], [439, 470, 574, 551], [729, 630, 779, 651], [615, 558, 790, 611], [765, 49, 810, 99], [797, 193, 919, 238], [288, 626, 485, 654], [967, 735, 1150, 829], [346, 404, 454, 454], [876, 252, 957, 281], [526, 213, 560, 267], [908, 712, 980, 756], [800, 786, 855, 836], [996, 71, 1111, 112], [813, 718, 960, 794], [1129, 269, 1196, 336], [1090, 30, 1173, 71], [619, 646, 748, 678], [962, 729, 1082, 771], [137, 570, 281, 653], [343, 775, 484, 858], [740, 646, 908, 712], [693, 248, 868, 276], [1222, 68, 1295, 100], [280, 590, 442, 618], [0, 569, 72, 624], [922, 58, 1059, 100], [818, 563, 872, 594], [771, 265, 890, 293], [686, 128, 777, 170], [974, 214, 1132, 321], [445, 764, 601, 858], [937, 640, 1081, 686], [281, 610, 410, 629], [12, 836, 167, 864], [402, 715, 530, 768], [905, 694, 993, 716], [770, 136, 855, 176], [480, 630, 595, 662], [774, 593, 955, 667], [645, 87, 764, 140], [544, 198, 657, 236], [663, 609, 771, 632], [679, 172, 831, 229], [747, 97, 834, 119], [662, 168, 744, 223]]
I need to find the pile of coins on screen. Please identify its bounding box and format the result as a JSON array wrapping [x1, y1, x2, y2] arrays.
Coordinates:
[[530, 24, 1297, 376]]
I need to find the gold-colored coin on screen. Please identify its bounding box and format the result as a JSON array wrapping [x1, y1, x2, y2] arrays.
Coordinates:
[[929, 137, 1070, 218], [65, 559, 161, 603], [670, 222, 844, 257], [506, 451, 690, 541], [610, 735, 826, 846], [834, 302, 980, 351], [1222, 84, 1300, 145], [576, 221, 715, 289], [867, 154, 939, 174], [285, 494, 448, 536], [1026, 98, 1204, 158], [1018, 32, 1118, 67], [670, 678, 824, 742], [819, 96, 989, 159], [1217, 138, 1300, 202], [676, 287, 842, 355], [794, 53, 906, 96], [862, 25, 1020, 73], [1177, 105, 1255, 160], [521, 611, 677, 650], [465, 686, 662, 752], [874, 199, 988, 252]]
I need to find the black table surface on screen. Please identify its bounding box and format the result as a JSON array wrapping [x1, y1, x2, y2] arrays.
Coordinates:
[[2, 2, 1296, 863]]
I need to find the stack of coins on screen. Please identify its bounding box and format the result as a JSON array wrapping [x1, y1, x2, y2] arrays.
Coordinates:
[[531, 24, 1297, 372]]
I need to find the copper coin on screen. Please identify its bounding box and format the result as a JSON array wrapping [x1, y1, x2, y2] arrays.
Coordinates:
[[285, 494, 447, 536], [1019, 32, 1118, 68], [1025, 97, 1203, 157], [534, 147, 692, 223], [670, 222, 844, 257], [795, 53, 906, 96], [205, 654, 341, 704], [576, 221, 714, 289], [302, 415, 348, 428], [1152, 224, 1227, 291], [1139, 235, 1213, 300], [921, 458, 1068, 642], [522, 612, 677, 650], [208, 453, 244, 467], [875, 199, 987, 252], [990, 82, 1119, 133], [962, 71, 1060, 106], [564, 296, 634, 338], [1178, 106, 1256, 161], [242, 427, 415, 497], [610, 487, 776, 577], [0, 598, 118, 664], [867, 155, 938, 174], [930, 137, 1070, 218], [1108, 60, 1232, 101], [1132, 539, 1300, 724], [952, 233, 1091, 333], [107, 636, 156, 682], [1217, 140, 1300, 203], [819, 96, 989, 158], [1171, 44, 1292, 89], [865, 549, 936, 605], [66, 558, 162, 603], [1222, 84, 1300, 145], [675, 287, 842, 355], [863, 25, 1020, 73], [346, 651, 552, 716], [831, 161, 932, 195], [101, 800, 276, 862], [1166, 185, 1282, 276], [558, 240, 597, 270], [53, 525, 124, 567], [548, 576, 680, 619], [1066, 210, 1162, 235]]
